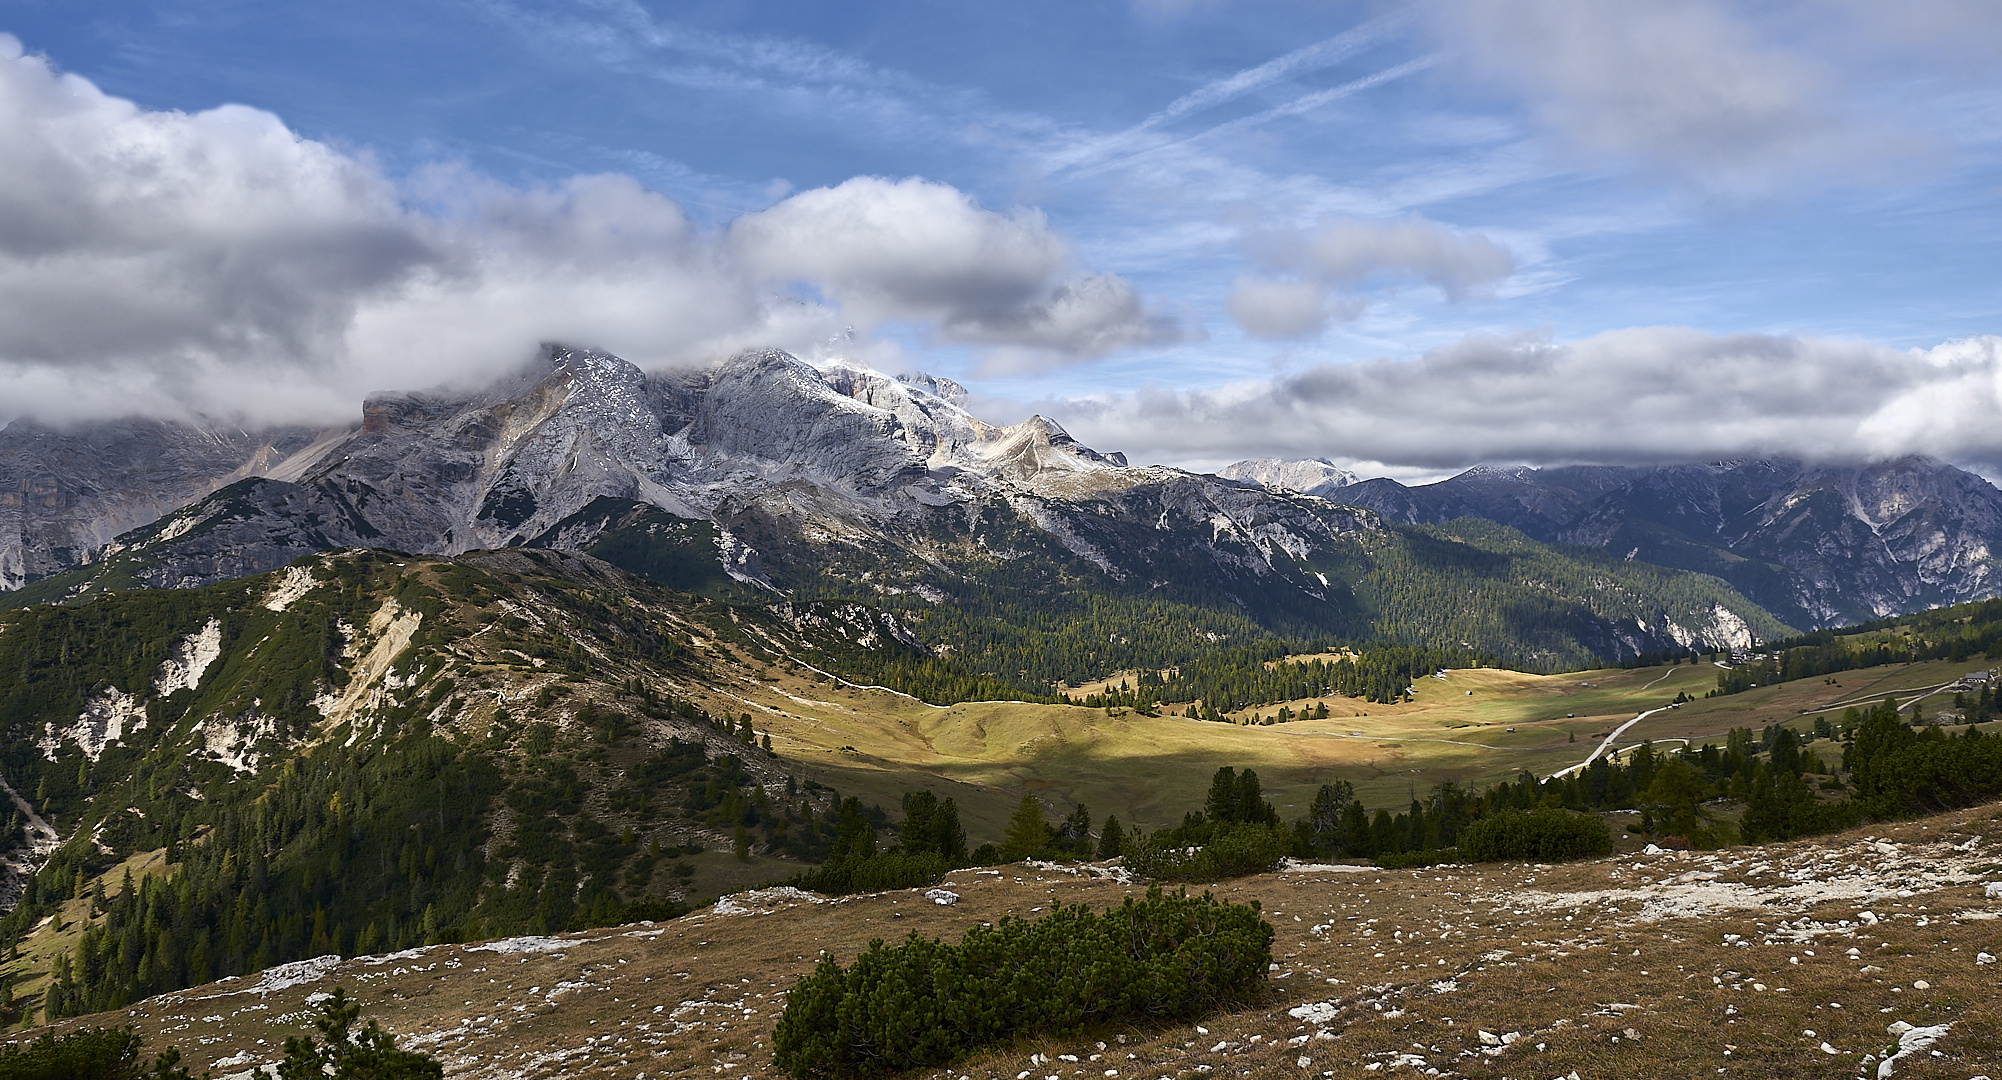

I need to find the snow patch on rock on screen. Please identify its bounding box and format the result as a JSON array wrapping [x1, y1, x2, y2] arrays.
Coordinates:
[[710, 887, 825, 916], [467, 935, 572, 956], [197, 954, 343, 998]]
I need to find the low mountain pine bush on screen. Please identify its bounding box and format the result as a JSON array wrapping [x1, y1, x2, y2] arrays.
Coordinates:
[[772, 887, 1273, 1079], [1458, 807, 1612, 862], [1123, 821, 1290, 881], [0, 1026, 195, 1080]]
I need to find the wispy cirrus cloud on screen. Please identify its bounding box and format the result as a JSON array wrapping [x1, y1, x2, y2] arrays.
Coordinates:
[[1422, 0, 1903, 196], [1138, 11, 1415, 129]]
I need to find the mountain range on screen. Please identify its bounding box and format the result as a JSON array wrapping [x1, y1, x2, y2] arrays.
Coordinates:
[[0, 345, 1792, 671], [1268, 458, 2002, 630]]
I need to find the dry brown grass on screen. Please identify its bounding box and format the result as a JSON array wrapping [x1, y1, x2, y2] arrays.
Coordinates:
[[20, 801, 2002, 1080]]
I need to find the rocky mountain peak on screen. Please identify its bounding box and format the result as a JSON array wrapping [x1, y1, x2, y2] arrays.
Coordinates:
[[1219, 458, 1359, 497], [967, 414, 1127, 481], [1455, 463, 1538, 483], [896, 371, 969, 406], [0, 418, 322, 591]]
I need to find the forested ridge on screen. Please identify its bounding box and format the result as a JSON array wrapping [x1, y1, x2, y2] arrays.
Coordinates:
[[867, 519, 1793, 683], [0, 550, 933, 1022], [587, 500, 1792, 693]]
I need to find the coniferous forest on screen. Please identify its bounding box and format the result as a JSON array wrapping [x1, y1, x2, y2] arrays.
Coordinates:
[[0, 538, 1994, 1027]]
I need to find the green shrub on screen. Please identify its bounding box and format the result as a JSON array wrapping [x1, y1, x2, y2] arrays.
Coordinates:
[[1374, 848, 1460, 869], [0, 1026, 193, 1080], [1458, 808, 1612, 862], [1123, 821, 1289, 881], [277, 985, 441, 1080], [791, 851, 947, 896], [772, 887, 1272, 1080]]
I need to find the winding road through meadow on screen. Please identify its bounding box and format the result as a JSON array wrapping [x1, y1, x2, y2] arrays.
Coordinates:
[[1547, 705, 1675, 780]]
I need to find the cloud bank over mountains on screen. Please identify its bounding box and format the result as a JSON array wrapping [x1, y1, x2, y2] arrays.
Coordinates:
[[0, 38, 1172, 425], [1046, 329, 2002, 476]]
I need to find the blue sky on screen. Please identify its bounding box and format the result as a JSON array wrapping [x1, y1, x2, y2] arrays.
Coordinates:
[[3, 1, 2001, 475]]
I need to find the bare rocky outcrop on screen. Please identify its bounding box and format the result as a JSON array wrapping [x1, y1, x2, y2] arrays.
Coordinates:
[[0, 418, 325, 590], [1219, 457, 1358, 498]]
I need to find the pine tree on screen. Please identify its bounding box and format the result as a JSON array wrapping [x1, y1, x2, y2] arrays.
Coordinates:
[[896, 792, 967, 864], [277, 986, 441, 1079], [1096, 816, 1125, 859], [1304, 781, 1354, 855], [1052, 804, 1092, 858], [1000, 795, 1051, 862]]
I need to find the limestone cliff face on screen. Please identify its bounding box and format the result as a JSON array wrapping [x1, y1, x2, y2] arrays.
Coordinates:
[[7, 347, 1373, 623], [0, 420, 324, 591], [23, 348, 1999, 640], [1218, 458, 1357, 498]]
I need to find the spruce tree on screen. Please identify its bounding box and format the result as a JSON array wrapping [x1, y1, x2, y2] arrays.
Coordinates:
[[1000, 795, 1052, 862], [1050, 804, 1091, 857], [1096, 816, 1125, 859]]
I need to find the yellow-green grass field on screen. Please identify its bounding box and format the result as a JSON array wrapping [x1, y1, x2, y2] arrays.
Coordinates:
[[683, 649, 2001, 841]]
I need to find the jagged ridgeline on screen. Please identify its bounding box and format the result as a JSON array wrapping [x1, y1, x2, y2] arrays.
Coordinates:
[[550, 498, 1793, 681], [0, 548, 970, 1020], [6, 348, 1791, 674]]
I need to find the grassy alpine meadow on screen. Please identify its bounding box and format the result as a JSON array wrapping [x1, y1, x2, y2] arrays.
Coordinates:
[[686, 648, 2000, 833]]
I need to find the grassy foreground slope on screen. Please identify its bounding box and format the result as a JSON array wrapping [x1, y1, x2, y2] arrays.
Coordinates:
[[23, 801, 2002, 1080]]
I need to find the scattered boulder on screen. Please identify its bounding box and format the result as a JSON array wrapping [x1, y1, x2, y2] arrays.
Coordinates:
[[1288, 1001, 1339, 1026], [1877, 1021, 1952, 1078], [924, 888, 959, 906]]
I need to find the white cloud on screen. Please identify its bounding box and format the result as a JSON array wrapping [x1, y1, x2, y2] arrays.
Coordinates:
[[0, 36, 424, 372], [0, 45, 1170, 425], [1425, 0, 1858, 195], [729, 176, 1184, 363], [1228, 278, 1340, 341], [728, 176, 1067, 321], [1226, 215, 1513, 338], [1296, 216, 1514, 300], [1048, 329, 2002, 471]]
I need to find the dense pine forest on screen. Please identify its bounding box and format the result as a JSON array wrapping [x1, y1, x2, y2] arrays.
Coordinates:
[[620, 506, 1793, 692], [1714, 596, 2002, 697]]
